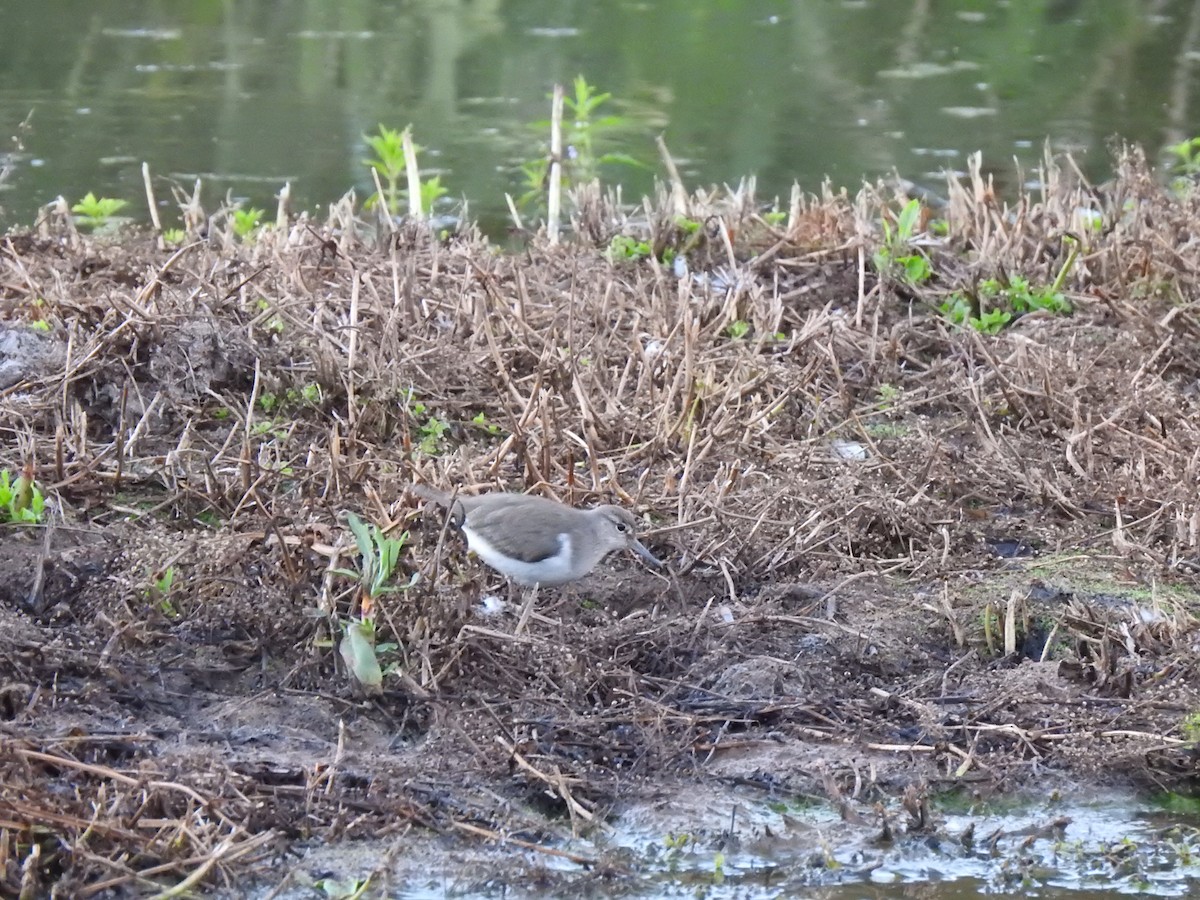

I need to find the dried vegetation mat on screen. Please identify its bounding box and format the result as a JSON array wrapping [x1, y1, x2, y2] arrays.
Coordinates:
[[1, 146, 1200, 893]]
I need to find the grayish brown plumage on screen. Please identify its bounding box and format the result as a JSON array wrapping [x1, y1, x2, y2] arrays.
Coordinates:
[[413, 486, 661, 586]]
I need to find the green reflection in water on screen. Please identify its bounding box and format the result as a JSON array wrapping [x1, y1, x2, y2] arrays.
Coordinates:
[[0, 1, 1187, 234]]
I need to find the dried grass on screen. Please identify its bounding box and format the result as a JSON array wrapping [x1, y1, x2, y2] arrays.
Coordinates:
[[2, 144, 1200, 891]]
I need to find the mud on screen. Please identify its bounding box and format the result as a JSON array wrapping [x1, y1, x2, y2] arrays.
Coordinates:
[[1, 150, 1199, 895]]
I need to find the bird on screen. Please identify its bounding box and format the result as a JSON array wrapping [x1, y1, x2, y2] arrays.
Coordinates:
[[412, 485, 662, 587]]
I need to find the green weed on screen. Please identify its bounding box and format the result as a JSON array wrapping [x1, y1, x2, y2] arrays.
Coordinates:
[[608, 234, 653, 261], [418, 174, 448, 213], [231, 207, 264, 239], [362, 124, 446, 217], [1168, 137, 1200, 176], [873, 199, 931, 286], [0, 468, 45, 524], [338, 513, 409, 604], [363, 124, 406, 214], [418, 416, 449, 455], [250, 297, 286, 334], [864, 421, 907, 439], [253, 384, 321, 419], [313, 875, 372, 899], [940, 272, 1072, 334], [722, 319, 784, 342], [71, 192, 127, 229], [405, 391, 449, 455], [471, 412, 502, 436], [250, 420, 287, 440], [1181, 711, 1200, 745], [147, 565, 178, 616], [194, 510, 222, 529], [726, 320, 751, 340], [518, 75, 643, 210], [663, 831, 692, 851], [333, 513, 415, 694]]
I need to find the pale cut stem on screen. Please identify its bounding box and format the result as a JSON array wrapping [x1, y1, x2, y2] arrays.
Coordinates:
[[514, 584, 539, 636], [403, 126, 423, 220], [141, 162, 163, 249], [547, 84, 564, 245]]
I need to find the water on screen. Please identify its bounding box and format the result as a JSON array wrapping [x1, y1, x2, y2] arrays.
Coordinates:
[[0, 1, 1193, 234], [1, 1, 1195, 235], [270, 788, 1200, 899]]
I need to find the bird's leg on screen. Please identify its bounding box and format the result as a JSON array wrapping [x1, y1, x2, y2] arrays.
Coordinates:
[[514, 583, 539, 636]]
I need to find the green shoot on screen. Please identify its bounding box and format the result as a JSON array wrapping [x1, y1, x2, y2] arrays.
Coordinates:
[[726, 320, 751, 340], [419, 174, 448, 214], [314, 875, 373, 899], [664, 832, 693, 851], [333, 514, 414, 695], [471, 412, 502, 436], [0, 468, 45, 524], [1168, 137, 1200, 176], [363, 124, 407, 214], [72, 192, 128, 229], [152, 566, 175, 595], [940, 269, 1072, 334], [418, 416, 449, 455], [517, 75, 644, 210], [1181, 712, 1200, 746], [873, 199, 932, 286], [608, 234, 653, 261], [147, 565, 178, 616], [231, 207, 264, 239], [339, 513, 408, 603], [339, 617, 383, 695], [712, 850, 725, 884], [362, 124, 447, 218]]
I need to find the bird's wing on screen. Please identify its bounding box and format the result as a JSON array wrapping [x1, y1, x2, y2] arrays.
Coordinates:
[[464, 504, 568, 563]]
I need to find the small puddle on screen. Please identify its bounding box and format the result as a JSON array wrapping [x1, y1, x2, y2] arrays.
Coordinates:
[[598, 789, 1200, 898], [269, 788, 1200, 899]]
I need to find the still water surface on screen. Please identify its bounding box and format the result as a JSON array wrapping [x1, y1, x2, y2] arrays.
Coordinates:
[[0, 1, 1196, 234]]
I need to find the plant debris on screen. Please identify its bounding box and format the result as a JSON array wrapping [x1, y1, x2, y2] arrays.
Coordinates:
[[1, 146, 1199, 894]]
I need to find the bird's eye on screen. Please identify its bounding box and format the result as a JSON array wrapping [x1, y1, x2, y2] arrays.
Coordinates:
[[615, 522, 629, 533]]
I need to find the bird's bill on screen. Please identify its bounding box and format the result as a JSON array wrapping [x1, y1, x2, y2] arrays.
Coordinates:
[[631, 538, 663, 567]]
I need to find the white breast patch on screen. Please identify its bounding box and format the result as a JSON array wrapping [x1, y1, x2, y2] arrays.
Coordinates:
[[463, 526, 575, 586]]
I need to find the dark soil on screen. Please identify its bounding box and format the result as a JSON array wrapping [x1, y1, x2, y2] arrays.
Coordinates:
[[2, 149, 1200, 895]]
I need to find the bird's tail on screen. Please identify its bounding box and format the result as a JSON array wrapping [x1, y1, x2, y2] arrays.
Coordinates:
[[409, 483, 465, 525]]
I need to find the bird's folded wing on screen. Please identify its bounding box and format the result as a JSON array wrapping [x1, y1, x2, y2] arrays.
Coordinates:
[[465, 506, 567, 563]]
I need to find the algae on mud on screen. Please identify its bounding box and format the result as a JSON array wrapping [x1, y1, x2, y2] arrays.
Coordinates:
[[1, 147, 1199, 895]]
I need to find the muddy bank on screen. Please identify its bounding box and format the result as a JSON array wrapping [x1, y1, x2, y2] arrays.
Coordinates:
[[1, 149, 1199, 894]]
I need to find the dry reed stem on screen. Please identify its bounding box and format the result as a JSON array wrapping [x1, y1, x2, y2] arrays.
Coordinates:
[[5, 144, 1200, 891]]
